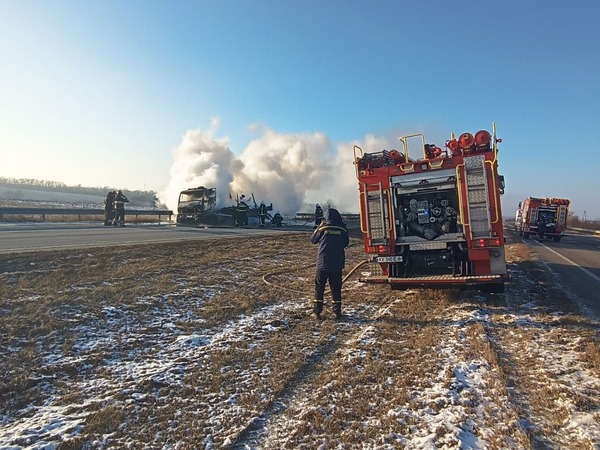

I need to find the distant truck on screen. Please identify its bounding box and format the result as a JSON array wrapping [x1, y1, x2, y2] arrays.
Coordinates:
[[515, 197, 570, 241], [176, 186, 222, 226]]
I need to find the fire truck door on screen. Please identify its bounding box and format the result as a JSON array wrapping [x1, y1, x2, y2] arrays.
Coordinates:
[[530, 207, 538, 224], [557, 205, 567, 227], [362, 182, 392, 246], [463, 155, 492, 239]]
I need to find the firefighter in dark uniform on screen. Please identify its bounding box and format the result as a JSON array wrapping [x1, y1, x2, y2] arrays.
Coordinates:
[[272, 211, 283, 227], [113, 190, 129, 227], [104, 190, 116, 226], [537, 214, 547, 241], [236, 199, 249, 227], [314, 203, 324, 229], [257, 201, 268, 227], [310, 208, 349, 319]]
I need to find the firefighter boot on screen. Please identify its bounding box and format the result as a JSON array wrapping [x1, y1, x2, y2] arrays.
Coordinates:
[[333, 301, 342, 320], [313, 300, 323, 319]]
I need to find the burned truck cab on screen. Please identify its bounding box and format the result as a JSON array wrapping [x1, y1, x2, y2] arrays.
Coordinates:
[[176, 186, 218, 226]]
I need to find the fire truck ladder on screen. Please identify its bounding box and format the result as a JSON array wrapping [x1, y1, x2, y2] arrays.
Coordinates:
[[463, 154, 492, 239], [362, 183, 390, 246]]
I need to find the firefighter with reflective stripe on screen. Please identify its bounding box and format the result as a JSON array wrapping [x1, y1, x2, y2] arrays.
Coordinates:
[[257, 201, 268, 227], [113, 190, 129, 227], [310, 208, 349, 319], [314, 203, 324, 229], [235, 199, 249, 227]]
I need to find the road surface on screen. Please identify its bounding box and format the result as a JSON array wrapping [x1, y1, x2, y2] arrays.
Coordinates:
[[523, 231, 600, 318], [0, 223, 311, 254]]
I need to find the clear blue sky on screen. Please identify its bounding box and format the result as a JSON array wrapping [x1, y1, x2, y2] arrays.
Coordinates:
[[1, 0, 599, 218]]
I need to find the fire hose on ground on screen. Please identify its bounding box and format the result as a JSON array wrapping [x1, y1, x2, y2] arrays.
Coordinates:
[[262, 259, 372, 295]]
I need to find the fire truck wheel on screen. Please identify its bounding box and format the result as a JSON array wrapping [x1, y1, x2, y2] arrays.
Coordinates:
[[523, 232, 530, 239], [553, 236, 561, 242]]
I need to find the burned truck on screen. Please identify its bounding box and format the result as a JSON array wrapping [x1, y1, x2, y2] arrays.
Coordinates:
[[176, 186, 221, 226]]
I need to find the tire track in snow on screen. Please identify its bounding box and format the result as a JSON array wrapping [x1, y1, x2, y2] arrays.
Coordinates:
[[229, 296, 406, 449], [472, 308, 555, 449], [474, 301, 600, 449]]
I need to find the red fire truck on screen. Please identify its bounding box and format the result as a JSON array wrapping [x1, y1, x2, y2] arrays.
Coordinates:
[[354, 124, 507, 292], [515, 197, 570, 241]]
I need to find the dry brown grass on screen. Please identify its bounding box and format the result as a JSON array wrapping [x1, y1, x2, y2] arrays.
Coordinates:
[[1, 229, 599, 449]]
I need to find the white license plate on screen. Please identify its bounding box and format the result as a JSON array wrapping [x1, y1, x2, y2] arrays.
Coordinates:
[[376, 256, 403, 263]]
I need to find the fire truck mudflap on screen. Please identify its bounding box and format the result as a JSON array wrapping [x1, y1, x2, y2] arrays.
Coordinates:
[[354, 124, 508, 293]]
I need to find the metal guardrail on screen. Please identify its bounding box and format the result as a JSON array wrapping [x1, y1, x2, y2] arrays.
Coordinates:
[[569, 226, 600, 236], [294, 212, 360, 221], [0, 207, 173, 223]]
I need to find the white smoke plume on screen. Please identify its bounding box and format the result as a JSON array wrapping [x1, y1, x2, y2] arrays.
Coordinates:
[[160, 119, 395, 216]]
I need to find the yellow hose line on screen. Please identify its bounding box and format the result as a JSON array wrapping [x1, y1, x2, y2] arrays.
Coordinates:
[[262, 259, 371, 295]]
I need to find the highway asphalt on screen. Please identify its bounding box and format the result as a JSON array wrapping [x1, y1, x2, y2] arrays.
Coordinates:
[[0, 222, 313, 254], [522, 231, 600, 319]]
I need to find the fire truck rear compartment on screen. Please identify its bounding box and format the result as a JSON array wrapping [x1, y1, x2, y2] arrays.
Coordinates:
[[391, 182, 469, 277]]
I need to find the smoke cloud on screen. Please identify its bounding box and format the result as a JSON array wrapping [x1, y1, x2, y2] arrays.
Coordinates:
[[160, 119, 393, 216]]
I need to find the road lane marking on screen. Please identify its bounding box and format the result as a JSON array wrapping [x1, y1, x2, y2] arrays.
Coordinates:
[[538, 242, 600, 284]]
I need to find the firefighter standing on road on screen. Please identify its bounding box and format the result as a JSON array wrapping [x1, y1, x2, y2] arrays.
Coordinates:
[[113, 190, 129, 227], [258, 201, 268, 227], [314, 203, 324, 229], [310, 208, 349, 320], [537, 214, 547, 241], [104, 190, 116, 226], [235, 198, 249, 227]]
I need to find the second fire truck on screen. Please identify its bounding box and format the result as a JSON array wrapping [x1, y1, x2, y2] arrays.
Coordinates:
[[354, 123, 507, 292], [514, 197, 570, 241]]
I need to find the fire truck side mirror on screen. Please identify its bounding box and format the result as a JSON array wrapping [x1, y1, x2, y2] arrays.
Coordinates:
[[498, 175, 505, 194], [518, 201, 522, 208]]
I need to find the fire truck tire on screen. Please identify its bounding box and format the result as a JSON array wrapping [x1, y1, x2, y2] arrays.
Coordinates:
[[553, 236, 561, 242], [523, 232, 530, 239]]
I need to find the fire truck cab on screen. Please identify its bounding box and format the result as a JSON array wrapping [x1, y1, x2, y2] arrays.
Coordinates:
[[354, 124, 507, 292]]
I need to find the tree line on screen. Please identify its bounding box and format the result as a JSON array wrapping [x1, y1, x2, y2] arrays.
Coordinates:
[[0, 177, 160, 207], [567, 214, 600, 231]]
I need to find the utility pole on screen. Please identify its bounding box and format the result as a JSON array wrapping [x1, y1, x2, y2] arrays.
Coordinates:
[[583, 210, 587, 222]]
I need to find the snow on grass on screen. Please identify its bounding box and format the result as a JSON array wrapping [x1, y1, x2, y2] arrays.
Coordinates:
[[1, 234, 600, 449]]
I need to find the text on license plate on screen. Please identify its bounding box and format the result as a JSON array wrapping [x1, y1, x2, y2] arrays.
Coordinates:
[[376, 256, 403, 263]]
